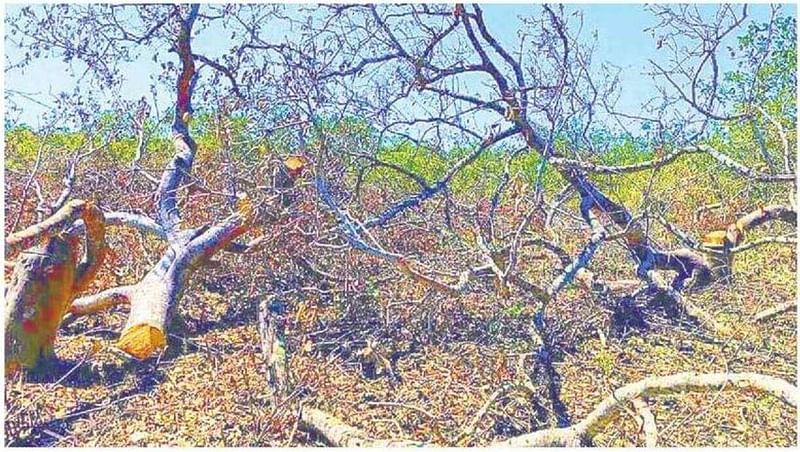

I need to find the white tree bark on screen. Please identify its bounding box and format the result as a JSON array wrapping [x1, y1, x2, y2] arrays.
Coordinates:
[[496, 372, 798, 447]]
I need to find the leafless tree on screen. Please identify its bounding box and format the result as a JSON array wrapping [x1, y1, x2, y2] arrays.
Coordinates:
[[4, 3, 796, 446]]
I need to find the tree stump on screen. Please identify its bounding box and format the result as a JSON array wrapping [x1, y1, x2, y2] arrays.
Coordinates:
[[5, 237, 77, 374]]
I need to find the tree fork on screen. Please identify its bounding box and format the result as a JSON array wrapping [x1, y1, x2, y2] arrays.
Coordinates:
[[68, 4, 258, 360], [113, 205, 253, 359]]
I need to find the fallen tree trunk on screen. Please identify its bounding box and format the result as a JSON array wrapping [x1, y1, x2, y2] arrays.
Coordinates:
[[69, 204, 253, 359], [66, 6, 257, 360]]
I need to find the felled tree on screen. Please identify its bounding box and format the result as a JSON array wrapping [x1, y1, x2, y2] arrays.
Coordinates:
[[65, 5, 256, 359], [6, 4, 275, 362], [296, 371, 798, 447], [7, 3, 329, 372], [255, 3, 796, 439], [5, 2, 796, 446], [296, 3, 796, 320]]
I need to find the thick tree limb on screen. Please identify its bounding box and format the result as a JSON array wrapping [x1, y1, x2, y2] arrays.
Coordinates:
[[6, 201, 106, 289], [67, 285, 134, 317], [496, 372, 798, 447], [300, 407, 424, 447], [548, 208, 607, 297], [298, 372, 796, 447], [68, 211, 273, 255], [6, 200, 104, 261], [156, 4, 200, 241], [694, 204, 796, 282], [67, 211, 167, 239], [112, 205, 252, 359]]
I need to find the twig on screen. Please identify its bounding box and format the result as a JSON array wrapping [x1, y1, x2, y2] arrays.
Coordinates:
[[455, 384, 509, 445], [754, 300, 797, 322], [283, 402, 303, 447]]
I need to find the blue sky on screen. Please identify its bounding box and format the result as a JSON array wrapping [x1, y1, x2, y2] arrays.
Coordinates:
[[4, 3, 794, 130]]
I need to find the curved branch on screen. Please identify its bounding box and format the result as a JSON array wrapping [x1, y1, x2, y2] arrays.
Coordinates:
[[699, 145, 796, 183], [550, 145, 796, 181], [297, 372, 796, 447], [68, 211, 268, 255], [192, 52, 244, 100], [157, 4, 200, 238], [700, 204, 796, 253], [550, 146, 703, 174], [68, 211, 167, 238], [497, 372, 798, 447], [349, 151, 430, 190]]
